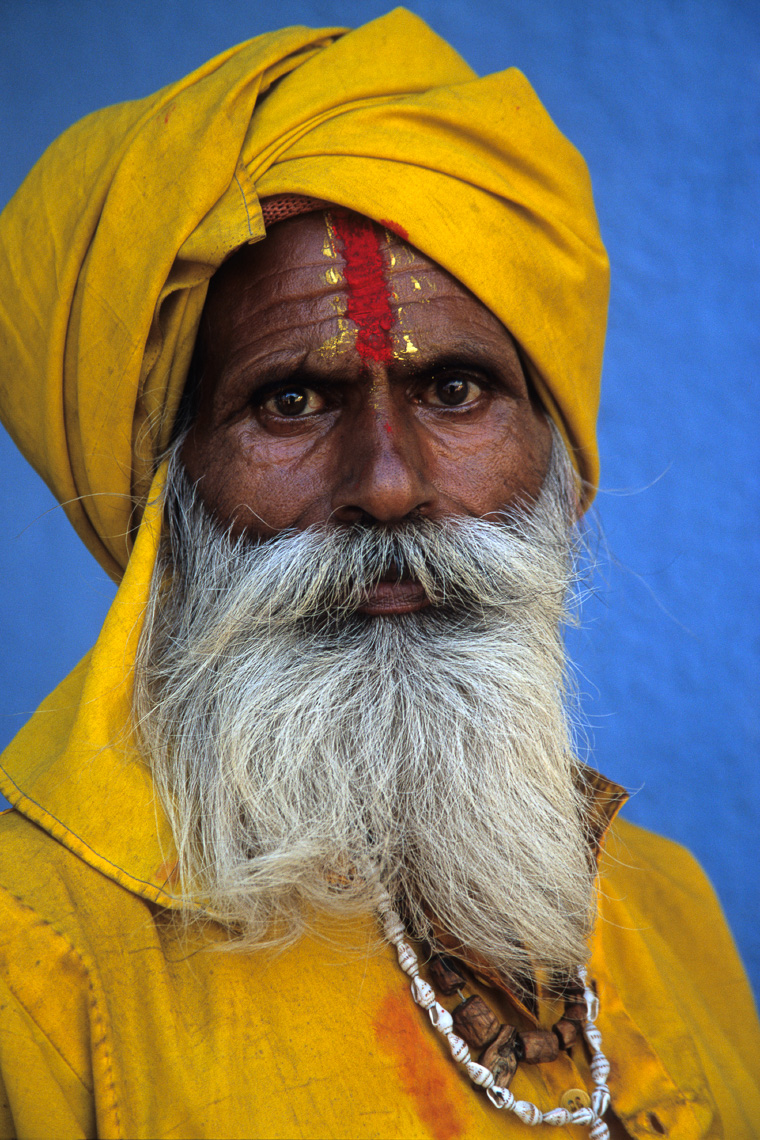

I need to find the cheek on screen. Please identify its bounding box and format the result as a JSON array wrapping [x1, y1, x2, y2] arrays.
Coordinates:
[[184, 425, 334, 538], [428, 409, 551, 515]]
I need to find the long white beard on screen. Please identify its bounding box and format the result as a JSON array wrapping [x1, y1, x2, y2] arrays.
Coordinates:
[[134, 436, 596, 989]]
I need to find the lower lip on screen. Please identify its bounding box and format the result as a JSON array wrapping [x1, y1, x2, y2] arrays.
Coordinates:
[[358, 581, 430, 615]]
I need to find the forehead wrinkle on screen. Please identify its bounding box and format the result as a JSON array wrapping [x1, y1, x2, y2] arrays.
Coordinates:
[[221, 295, 346, 346], [223, 275, 347, 321], [219, 314, 346, 376], [394, 288, 512, 336]]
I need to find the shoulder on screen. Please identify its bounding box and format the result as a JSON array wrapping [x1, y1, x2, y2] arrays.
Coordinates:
[[598, 817, 743, 973], [596, 815, 760, 1072], [0, 808, 106, 1000], [0, 806, 98, 923], [602, 816, 719, 906], [0, 806, 154, 974]]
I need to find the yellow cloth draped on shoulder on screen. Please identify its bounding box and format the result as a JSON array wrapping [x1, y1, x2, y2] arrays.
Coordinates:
[[0, 7, 607, 581]]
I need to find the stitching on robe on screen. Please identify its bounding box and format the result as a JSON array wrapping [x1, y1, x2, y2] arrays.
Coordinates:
[[0, 887, 122, 1136]]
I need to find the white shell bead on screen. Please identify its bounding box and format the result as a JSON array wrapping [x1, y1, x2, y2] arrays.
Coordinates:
[[396, 942, 419, 977], [447, 1033, 471, 1064], [513, 1101, 543, 1126], [487, 1086, 515, 1111], [541, 1107, 572, 1126], [465, 1061, 494, 1088], [590, 1119, 611, 1140], [592, 1085, 611, 1117], [411, 976, 436, 1009], [383, 916, 406, 944], [585, 1026, 603, 1052], [428, 1002, 454, 1033], [571, 1107, 595, 1126], [590, 1053, 611, 1084], [585, 988, 600, 1024]]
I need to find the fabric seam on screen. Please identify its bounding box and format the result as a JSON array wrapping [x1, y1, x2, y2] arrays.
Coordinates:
[[233, 170, 254, 237], [0, 763, 178, 909], [0, 888, 121, 1135]]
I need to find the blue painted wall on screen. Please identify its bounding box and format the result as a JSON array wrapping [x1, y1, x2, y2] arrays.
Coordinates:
[[1, 1, 758, 999]]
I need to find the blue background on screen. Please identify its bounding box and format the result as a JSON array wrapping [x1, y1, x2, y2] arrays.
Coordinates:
[[1, 1, 758, 998]]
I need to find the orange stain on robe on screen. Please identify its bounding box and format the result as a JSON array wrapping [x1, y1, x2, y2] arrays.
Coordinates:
[[373, 990, 467, 1140]]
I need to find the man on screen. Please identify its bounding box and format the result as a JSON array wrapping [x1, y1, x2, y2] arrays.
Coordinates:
[[0, 10, 757, 1139]]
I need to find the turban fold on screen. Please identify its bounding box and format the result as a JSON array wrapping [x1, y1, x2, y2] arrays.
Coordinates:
[[0, 8, 608, 580]]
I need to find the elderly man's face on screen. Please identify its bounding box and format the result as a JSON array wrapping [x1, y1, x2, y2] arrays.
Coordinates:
[[182, 210, 551, 612]]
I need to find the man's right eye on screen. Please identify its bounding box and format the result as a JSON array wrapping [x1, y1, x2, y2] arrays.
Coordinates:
[[261, 387, 325, 417]]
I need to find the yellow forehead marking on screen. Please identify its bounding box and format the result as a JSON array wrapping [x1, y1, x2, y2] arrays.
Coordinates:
[[322, 212, 338, 259], [317, 296, 353, 360], [317, 214, 354, 359], [410, 276, 422, 292], [391, 301, 419, 360]]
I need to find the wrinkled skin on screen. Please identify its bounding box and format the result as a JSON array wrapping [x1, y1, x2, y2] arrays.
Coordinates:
[[182, 211, 552, 614]]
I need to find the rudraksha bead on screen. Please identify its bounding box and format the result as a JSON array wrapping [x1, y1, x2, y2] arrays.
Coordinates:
[[518, 1030, 560, 1064], [427, 954, 467, 996], [552, 1018, 578, 1050], [452, 996, 501, 1050], [480, 1025, 519, 1089]]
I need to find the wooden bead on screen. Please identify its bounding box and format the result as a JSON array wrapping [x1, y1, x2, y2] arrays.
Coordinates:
[[480, 1025, 519, 1089], [518, 1030, 560, 1064], [427, 954, 467, 996], [452, 996, 501, 1050], [563, 1001, 587, 1023], [552, 1018, 578, 1051]]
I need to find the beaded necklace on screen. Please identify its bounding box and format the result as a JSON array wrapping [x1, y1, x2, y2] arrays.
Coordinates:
[[378, 890, 612, 1137]]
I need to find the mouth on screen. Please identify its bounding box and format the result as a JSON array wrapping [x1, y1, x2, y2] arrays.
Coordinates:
[[357, 571, 430, 616]]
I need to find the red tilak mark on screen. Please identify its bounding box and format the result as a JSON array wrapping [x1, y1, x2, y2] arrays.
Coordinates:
[[331, 211, 394, 364], [384, 422, 393, 435], [380, 219, 409, 242]]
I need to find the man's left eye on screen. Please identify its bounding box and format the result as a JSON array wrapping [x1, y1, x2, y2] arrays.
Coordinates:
[[424, 374, 483, 407], [262, 387, 325, 417]]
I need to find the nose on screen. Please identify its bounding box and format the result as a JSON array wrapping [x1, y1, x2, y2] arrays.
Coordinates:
[[331, 389, 436, 524]]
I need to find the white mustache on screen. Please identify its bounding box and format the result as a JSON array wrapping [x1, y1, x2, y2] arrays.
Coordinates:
[[165, 499, 576, 632]]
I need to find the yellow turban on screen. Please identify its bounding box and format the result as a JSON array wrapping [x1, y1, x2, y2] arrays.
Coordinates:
[[0, 8, 608, 581]]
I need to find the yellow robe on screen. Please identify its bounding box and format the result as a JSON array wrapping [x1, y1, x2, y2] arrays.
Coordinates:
[[1, 788, 758, 1138]]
